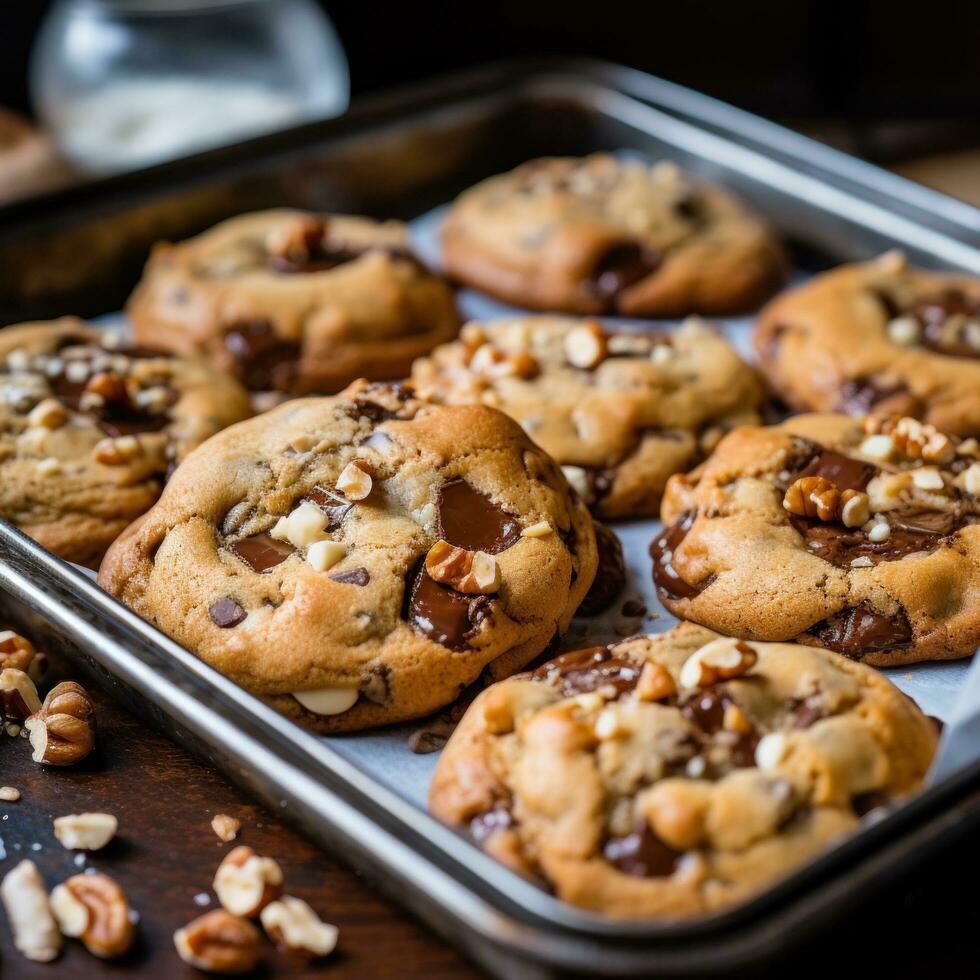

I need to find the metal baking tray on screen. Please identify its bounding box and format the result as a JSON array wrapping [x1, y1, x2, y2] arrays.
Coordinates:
[[2, 59, 980, 977]]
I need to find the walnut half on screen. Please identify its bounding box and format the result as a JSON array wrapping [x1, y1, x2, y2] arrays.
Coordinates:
[[174, 909, 262, 974], [25, 681, 96, 766], [50, 872, 135, 959]]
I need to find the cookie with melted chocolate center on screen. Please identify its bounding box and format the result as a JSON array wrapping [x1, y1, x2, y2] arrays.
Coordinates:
[[652, 412, 980, 665], [98, 381, 598, 733], [429, 624, 938, 918], [442, 155, 787, 316]]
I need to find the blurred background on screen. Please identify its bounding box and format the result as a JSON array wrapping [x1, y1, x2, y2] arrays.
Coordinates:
[[1, 0, 980, 205]]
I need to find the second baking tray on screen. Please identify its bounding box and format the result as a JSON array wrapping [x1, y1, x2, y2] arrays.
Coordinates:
[[1, 59, 979, 977]]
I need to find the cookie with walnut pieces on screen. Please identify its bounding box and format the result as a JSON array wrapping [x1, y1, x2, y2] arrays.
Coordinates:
[[652, 411, 980, 664], [0, 317, 251, 567], [429, 623, 938, 919], [411, 316, 764, 519], [441, 155, 787, 316], [754, 252, 980, 436], [98, 381, 598, 732], [126, 209, 460, 395]]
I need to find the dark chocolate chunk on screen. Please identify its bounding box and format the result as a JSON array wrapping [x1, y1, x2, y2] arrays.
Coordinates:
[[649, 512, 714, 601], [223, 319, 300, 392], [588, 242, 660, 306], [532, 646, 642, 698], [837, 377, 919, 416], [603, 822, 680, 878], [328, 567, 370, 586], [208, 596, 246, 628], [808, 603, 913, 659], [577, 522, 626, 616], [793, 450, 876, 493], [306, 487, 354, 530], [911, 290, 980, 359], [436, 479, 521, 555], [681, 689, 759, 768], [229, 533, 295, 573], [793, 520, 946, 568], [404, 563, 493, 650]]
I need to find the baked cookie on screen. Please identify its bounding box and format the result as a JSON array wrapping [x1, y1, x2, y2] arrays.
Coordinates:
[[98, 381, 598, 732], [412, 316, 763, 519], [755, 252, 980, 436], [0, 318, 251, 566], [652, 412, 980, 664], [126, 209, 460, 395], [430, 624, 937, 918], [441, 155, 787, 316]]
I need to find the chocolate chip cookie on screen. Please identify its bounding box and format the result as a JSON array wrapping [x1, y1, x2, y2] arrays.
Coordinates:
[[411, 316, 764, 518], [126, 209, 460, 395], [98, 381, 598, 732], [0, 318, 252, 566], [441, 155, 787, 316], [755, 252, 980, 435], [429, 623, 937, 918], [652, 411, 980, 664]]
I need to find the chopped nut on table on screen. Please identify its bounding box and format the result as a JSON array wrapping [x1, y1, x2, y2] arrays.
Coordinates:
[[260, 895, 339, 959], [0, 860, 62, 962], [0, 667, 41, 720], [0, 786, 21, 801], [50, 872, 135, 959], [25, 680, 96, 766], [53, 812, 118, 851], [213, 846, 283, 918], [174, 909, 263, 974], [211, 813, 241, 843], [0, 629, 37, 673]]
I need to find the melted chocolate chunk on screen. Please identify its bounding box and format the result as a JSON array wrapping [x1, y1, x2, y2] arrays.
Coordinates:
[[649, 512, 713, 601], [793, 450, 876, 493], [682, 689, 759, 768], [838, 377, 917, 416], [328, 567, 370, 586], [470, 806, 513, 843], [306, 487, 354, 530], [791, 697, 825, 730], [404, 564, 493, 650], [911, 290, 980, 359], [793, 520, 945, 568], [436, 479, 521, 555], [532, 646, 642, 698], [96, 405, 170, 438], [603, 822, 680, 878], [588, 242, 660, 306], [577, 522, 626, 616], [346, 400, 396, 423], [229, 533, 295, 573], [223, 320, 300, 391], [809, 603, 912, 659], [208, 597, 246, 628]]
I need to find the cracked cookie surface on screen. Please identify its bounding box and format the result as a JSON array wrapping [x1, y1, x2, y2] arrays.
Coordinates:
[[126, 209, 460, 395], [755, 252, 980, 436], [652, 412, 980, 664], [0, 318, 251, 566], [441, 155, 787, 317], [98, 381, 598, 732], [429, 623, 937, 918], [412, 316, 763, 519]]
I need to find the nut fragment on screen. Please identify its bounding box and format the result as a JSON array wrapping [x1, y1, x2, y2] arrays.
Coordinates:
[[521, 521, 553, 538], [840, 490, 871, 528], [864, 415, 955, 464], [782, 476, 839, 521], [336, 461, 373, 500], [962, 462, 980, 496], [260, 896, 338, 959], [213, 846, 283, 918], [25, 680, 96, 766], [635, 662, 677, 702], [0, 630, 37, 673], [0, 667, 41, 720], [0, 786, 21, 801], [424, 540, 500, 594], [469, 344, 540, 379], [563, 321, 607, 369], [0, 860, 61, 962], [27, 398, 68, 429], [212, 814, 241, 843], [53, 812, 118, 851], [174, 910, 262, 974], [679, 638, 758, 689], [50, 873, 135, 959]]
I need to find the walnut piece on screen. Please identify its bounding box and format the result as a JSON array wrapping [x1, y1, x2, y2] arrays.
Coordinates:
[[335, 460, 373, 500], [25, 680, 96, 766], [211, 814, 241, 843], [174, 909, 262, 974], [635, 662, 677, 702], [213, 846, 283, 918], [0, 629, 37, 673], [260, 896, 338, 959], [424, 540, 500, 594], [0, 667, 41, 720], [50, 872, 135, 959], [863, 415, 955, 464], [53, 812, 118, 850], [468, 343, 540, 380], [782, 477, 870, 527], [0, 860, 62, 962], [679, 638, 758, 689], [0, 786, 21, 801]]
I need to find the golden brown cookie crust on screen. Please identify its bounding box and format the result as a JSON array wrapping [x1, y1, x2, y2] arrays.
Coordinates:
[[412, 316, 763, 519], [98, 381, 598, 732], [430, 624, 937, 919], [654, 412, 980, 665], [126, 209, 460, 395], [0, 317, 252, 566], [442, 155, 787, 317], [755, 252, 980, 436]]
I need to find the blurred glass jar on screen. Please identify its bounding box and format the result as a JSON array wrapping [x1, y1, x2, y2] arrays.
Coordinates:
[[31, 0, 349, 174]]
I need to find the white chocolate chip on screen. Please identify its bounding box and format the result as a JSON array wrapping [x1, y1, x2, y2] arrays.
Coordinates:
[[280, 502, 329, 549], [650, 344, 674, 365], [306, 540, 346, 572], [911, 467, 945, 490], [867, 520, 891, 543], [561, 465, 590, 499], [293, 688, 358, 716], [521, 521, 553, 538], [336, 461, 372, 501], [859, 434, 896, 462], [755, 732, 790, 771], [886, 316, 921, 346], [850, 556, 874, 568]]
